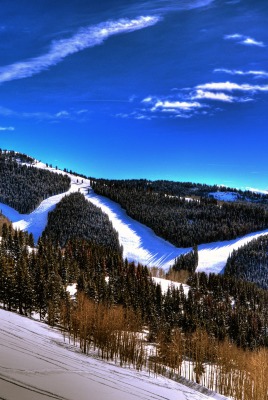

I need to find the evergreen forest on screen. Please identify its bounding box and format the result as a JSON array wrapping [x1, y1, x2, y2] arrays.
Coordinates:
[[42, 192, 121, 252], [91, 178, 268, 247], [0, 150, 70, 213], [225, 235, 268, 290], [1, 152, 268, 400], [0, 222, 267, 350], [0, 222, 268, 399]]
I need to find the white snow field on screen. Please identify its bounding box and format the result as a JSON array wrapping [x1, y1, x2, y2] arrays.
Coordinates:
[[1, 162, 268, 273], [0, 309, 229, 400], [152, 277, 190, 296]]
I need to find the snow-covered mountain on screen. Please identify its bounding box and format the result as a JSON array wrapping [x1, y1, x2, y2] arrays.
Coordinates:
[[1, 161, 268, 274], [1, 159, 264, 400]]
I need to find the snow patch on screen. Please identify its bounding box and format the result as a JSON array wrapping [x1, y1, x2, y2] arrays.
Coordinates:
[[66, 283, 77, 298], [152, 277, 190, 296], [209, 191, 240, 202]]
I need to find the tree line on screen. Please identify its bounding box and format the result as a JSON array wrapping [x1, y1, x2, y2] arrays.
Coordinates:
[[91, 178, 268, 247], [0, 150, 70, 213], [172, 245, 198, 273], [225, 234, 268, 289], [92, 178, 268, 202]]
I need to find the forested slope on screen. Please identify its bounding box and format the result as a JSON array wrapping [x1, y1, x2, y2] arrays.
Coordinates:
[[93, 178, 268, 201], [0, 154, 268, 399], [225, 235, 268, 289], [91, 179, 268, 247], [42, 192, 121, 252], [0, 150, 70, 213], [2, 229, 267, 400], [1, 223, 268, 350]]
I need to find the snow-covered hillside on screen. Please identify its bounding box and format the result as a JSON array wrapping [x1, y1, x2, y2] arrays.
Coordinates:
[[0, 309, 229, 400], [209, 192, 241, 202], [1, 162, 268, 274]]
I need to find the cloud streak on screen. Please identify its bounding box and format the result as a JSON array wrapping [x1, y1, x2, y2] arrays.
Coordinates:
[[224, 33, 265, 47], [0, 126, 15, 131], [192, 89, 234, 102], [127, 0, 215, 15], [214, 68, 268, 78], [152, 100, 202, 111], [0, 105, 89, 122], [196, 81, 268, 92], [134, 75, 268, 120], [0, 16, 160, 84]]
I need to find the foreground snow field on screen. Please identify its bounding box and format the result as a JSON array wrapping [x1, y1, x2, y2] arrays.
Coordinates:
[[1, 163, 268, 273], [0, 309, 229, 400]]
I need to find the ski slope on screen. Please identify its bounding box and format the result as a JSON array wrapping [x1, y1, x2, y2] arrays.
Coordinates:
[[1, 163, 268, 273], [0, 309, 229, 400]]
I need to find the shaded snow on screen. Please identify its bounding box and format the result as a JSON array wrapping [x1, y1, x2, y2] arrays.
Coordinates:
[[1, 163, 268, 274], [209, 192, 240, 202], [0, 309, 228, 400]]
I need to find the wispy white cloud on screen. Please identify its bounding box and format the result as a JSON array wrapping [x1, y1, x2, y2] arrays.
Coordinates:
[[242, 37, 265, 47], [196, 81, 268, 92], [0, 106, 13, 116], [55, 110, 69, 118], [123, 68, 268, 120], [127, 0, 215, 15], [141, 96, 153, 103], [76, 109, 88, 114], [121, 63, 268, 121], [0, 106, 55, 120], [0, 16, 160, 84], [152, 100, 202, 111], [225, 33, 243, 40], [114, 111, 152, 120], [115, 97, 204, 120], [0, 126, 15, 131], [224, 33, 265, 47], [0, 105, 89, 122], [214, 68, 268, 78], [192, 89, 234, 102]]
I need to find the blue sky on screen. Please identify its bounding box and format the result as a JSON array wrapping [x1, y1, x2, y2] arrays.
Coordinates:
[[1, 0, 268, 190]]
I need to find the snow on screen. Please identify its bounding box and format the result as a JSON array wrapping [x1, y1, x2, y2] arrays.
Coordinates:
[[152, 277, 190, 296], [246, 187, 268, 195], [196, 228, 268, 274], [66, 283, 77, 298], [209, 192, 240, 202], [1, 162, 268, 274], [0, 309, 228, 400], [85, 187, 191, 268]]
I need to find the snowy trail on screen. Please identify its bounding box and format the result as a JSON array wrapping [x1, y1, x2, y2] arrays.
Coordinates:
[[0, 309, 226, 400], [1, 163, 268, 273], [0, 188, 75, 243], [84, 187, 191, 268], [196, 228, 268, 274]]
